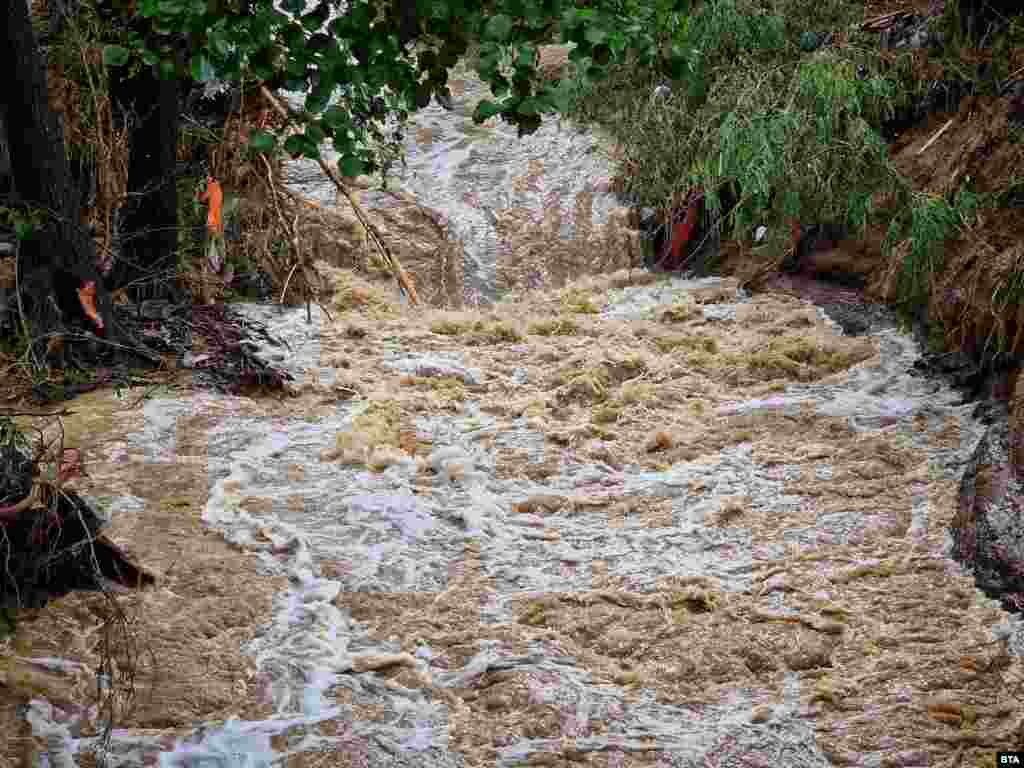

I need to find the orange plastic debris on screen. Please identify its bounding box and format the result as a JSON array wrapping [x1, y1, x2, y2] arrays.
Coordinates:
[[76, 280, 104, 330], [197, 176, 224, 234]]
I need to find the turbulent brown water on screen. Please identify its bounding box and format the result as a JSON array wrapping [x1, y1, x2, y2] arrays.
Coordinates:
[[10, 56, 1024, 768]]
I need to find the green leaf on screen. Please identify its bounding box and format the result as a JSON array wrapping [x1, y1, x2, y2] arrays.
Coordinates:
[[13, 219, 35, 240], [491, 75, 510, 98], [516, 43, 536, 68], [484, 14, 514, 42], [102, 45, 131, 67], [584, 26, 607, 46], [159, 57, 177, 80], [338, 155, 363, 178], [305, 89, 330, 114], [305, 123, 326, 144], [517, 97, 540, 116], [284, 133, 319, 158], [542, 82, 571, 113], [325, 104, 353, 126], [473, 99, 502, 123], [191, 55, 216, 82], [248, 131, 276, 152]]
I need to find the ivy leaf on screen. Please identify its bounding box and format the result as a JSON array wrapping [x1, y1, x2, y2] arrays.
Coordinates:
[[248, 131, 276, 152], [102, 45, 131, 67], [484, 14, 514, 43]]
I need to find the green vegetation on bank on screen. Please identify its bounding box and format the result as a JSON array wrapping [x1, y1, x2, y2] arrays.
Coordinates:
[[569, 0, 900, 238], [567, 0, 1024, 346]]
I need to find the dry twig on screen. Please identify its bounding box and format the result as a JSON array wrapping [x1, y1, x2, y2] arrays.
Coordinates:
[[917, 118, 955, 156]]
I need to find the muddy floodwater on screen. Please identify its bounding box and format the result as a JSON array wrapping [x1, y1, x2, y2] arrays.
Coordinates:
[[8, 268, 1023, 767], [6, 49, 1024, 768]]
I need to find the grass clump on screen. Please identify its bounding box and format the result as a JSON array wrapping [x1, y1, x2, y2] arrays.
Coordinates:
[[557, 366, 611, 403], [429, 315, 524, 344], [401, 375, 466, 402], [469, 320, 524, 345], [323, 399, 403, 466], [559, 287, 603, 315], [430, 316, 470, 336], [659, 300, 697, 323], [618, 381, 657, 405], [655, 333, 719, 355], [721, 336, 873, 382], [592, 404, 622, 424], [528, 316, 580, 336]]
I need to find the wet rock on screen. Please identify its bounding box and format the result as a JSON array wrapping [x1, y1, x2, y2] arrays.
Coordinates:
[[951, 403, 1024, 613], [911, 350, 985, 397]]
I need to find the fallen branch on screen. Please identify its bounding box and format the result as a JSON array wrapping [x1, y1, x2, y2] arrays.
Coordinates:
[[917, 118, 955, 155], [861, 11, 911, 31], [257, 153, 334, 324], [259, 85, 420, 306]]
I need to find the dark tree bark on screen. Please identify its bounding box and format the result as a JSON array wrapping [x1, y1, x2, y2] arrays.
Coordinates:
[[108, 62, 182, 302], [0, 103, 11, 200], [0, 0, 114, 365], [957, 0, 1019, 40]]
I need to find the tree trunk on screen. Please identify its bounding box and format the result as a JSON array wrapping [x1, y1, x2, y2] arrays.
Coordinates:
[[0, 0, 113, 366], [108, 62, 181, 302]]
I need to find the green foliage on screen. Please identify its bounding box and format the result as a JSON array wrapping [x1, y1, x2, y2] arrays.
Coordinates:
[[0, 206, 48, 241], [887, 190, 978, 306], [102, 45, 131, 67], [116, 0, 701, 182], [570, 0, 901, 249]]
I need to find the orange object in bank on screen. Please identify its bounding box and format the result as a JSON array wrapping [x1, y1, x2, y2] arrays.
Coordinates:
[[197, 175, 224, 234], [76, 280, 104, 331]]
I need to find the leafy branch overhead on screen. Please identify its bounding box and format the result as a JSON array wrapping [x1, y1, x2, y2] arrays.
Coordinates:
[[103, 0, 694, 179]]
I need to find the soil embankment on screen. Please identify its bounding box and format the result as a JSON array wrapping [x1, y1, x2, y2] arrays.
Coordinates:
[[708, 80, 1024, 614]]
